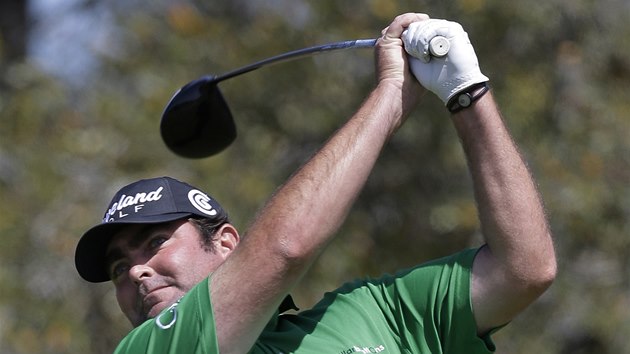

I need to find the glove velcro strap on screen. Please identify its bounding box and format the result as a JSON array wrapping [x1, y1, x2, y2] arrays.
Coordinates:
[[447, 82, 490, 114]]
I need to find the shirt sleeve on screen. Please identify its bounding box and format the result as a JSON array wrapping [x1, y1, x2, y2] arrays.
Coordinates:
[[365, 247, 496, 353], [113, 277, 219, 354]]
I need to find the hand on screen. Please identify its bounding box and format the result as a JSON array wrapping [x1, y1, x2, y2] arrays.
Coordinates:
[[402, 19, 489, 104], [374, 13, 429, 118]]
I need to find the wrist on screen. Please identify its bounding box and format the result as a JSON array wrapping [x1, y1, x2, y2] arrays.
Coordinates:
[[446, 82, 490, 114], [368, 82, 414, 133]]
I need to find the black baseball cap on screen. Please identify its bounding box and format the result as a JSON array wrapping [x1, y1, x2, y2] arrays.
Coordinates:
[[75, 176, 228, 283]]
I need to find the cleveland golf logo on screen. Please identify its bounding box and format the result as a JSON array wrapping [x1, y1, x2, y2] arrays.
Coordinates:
[[188, 189, 218, 216], [339, 344, 386, 354], [103, 186, 164, 222]]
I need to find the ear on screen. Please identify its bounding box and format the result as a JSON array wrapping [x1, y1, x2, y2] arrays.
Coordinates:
[[215, 223, 240, 257]]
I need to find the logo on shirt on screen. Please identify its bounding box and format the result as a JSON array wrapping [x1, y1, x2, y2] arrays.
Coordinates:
[[155, 298, 182, 330], [340, 344, 386, 354]]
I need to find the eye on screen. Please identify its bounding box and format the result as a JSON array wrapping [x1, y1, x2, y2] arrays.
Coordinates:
[[109, 261, 129, 281], [148, 236, 168, 249]]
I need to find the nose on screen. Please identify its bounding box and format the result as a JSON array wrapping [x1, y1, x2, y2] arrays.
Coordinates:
[[128, 263, 155, 285]]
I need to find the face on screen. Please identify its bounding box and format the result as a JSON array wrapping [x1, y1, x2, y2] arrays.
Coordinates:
[[105, 219, 235, 327]]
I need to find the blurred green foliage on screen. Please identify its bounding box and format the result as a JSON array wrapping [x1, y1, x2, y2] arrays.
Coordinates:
[[1, 0, 629, 353]]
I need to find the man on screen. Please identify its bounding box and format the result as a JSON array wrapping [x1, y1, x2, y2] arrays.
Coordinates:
[[75, 13, 556, 353]]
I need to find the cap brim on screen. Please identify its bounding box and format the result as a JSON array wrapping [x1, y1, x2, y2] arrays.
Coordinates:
[[75, 213, 193, 283]]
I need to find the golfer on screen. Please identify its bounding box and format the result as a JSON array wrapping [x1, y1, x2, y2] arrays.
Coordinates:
[[75, 13, 556, 353]]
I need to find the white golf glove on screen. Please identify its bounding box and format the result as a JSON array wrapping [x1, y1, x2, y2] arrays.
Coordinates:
[[402, 19, 489, 104]]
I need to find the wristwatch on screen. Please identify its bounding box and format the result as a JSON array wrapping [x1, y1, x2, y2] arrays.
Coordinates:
[[447, 82, 490, 114]]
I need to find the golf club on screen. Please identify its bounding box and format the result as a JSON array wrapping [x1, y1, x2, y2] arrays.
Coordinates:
[[160, 38, 378, 158]]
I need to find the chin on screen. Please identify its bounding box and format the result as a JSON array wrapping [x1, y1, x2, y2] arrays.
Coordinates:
[[129, 304, 166, 327], [128, 287, 188, 327], [145, 291, 182, 319], [146, 303, 167, 319]]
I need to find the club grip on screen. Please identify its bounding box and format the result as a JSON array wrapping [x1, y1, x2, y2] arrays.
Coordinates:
[[429, 36, 450, 57]]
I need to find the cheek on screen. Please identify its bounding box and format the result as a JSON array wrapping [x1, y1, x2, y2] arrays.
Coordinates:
[[168, 246, 221, 287], [115, 284, 139, 322], [163, 222, 229, 286]]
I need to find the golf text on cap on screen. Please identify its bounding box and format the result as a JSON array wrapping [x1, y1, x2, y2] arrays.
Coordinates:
[[188, 190, 218, 216], [103, 186, 164, 222]]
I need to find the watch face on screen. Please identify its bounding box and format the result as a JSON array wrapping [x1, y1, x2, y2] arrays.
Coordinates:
[[458, 93, 472, 107]]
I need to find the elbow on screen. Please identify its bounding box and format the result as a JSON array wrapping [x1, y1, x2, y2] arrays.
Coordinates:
[[532, 259, 557, 294], [494, 238, 557, 298], [272, 230, 321, 270], [542, 251, 558, 286], [501, 260, 556, 304], [519, 246, 557, 297], [520, 229, 558, 295], [535, 237, 557, 292]]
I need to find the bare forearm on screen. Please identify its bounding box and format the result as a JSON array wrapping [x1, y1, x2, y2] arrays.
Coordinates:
[[454, 93, 556, 331], [454, 93, 554, 269]]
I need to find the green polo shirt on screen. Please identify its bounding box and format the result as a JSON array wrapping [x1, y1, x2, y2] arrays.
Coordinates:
[[114, 247, 495, 353]]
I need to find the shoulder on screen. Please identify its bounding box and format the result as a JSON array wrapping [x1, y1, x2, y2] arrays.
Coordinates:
[[305, 248, 481, 312]]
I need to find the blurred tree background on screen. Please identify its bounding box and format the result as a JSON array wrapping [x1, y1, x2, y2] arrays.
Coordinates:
[[1, 0, 629, 353]]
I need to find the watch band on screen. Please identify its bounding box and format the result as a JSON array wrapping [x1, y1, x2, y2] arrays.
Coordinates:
[[447, 82, 490, 114]]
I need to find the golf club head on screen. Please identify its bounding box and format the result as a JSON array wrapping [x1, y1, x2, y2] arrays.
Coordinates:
[[160, 76, 236, 158]]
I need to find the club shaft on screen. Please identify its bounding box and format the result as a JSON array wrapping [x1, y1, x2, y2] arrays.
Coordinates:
[[214, 38, 377, 83]]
